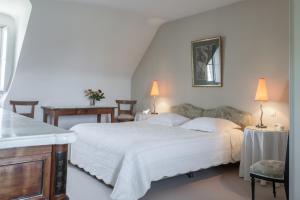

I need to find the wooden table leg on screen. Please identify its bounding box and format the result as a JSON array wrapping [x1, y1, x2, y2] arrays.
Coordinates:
[[111, 109, 115, 123], [97, 114, 101, 123], [43, 112, 48, 123], [50, 144, 69, 200], [53, 114, 59, 127]]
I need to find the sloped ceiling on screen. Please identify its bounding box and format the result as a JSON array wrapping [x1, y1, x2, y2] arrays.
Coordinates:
[[58, 0, 243, 22], [51, 0, 244, 77], [3, 0, 245, 79], [4, 0, 159, 112]]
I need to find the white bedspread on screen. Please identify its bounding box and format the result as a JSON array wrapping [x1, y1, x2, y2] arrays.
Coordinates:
[[70, 121, 243, 200]]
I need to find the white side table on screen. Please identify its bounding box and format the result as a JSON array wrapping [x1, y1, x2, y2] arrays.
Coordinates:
[[239, 126, 289, 181]]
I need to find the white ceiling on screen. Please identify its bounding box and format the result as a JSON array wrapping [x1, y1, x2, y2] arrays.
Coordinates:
[[59, 0, 243, 23]]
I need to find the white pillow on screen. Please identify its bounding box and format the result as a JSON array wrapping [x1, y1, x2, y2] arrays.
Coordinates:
[[180, 117, 241, 132], [147, 112, 190, 127]]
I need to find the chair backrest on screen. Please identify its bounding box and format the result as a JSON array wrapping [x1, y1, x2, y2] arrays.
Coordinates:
[[10, 100, 39, 118], [284, 138, 289, 199], [116, 100, 137, 115]]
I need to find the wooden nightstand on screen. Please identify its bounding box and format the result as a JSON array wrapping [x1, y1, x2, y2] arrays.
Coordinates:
[[239, 126, 289, 181]]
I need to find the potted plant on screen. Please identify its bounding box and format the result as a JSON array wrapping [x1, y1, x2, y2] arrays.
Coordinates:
[[84, 89, 105, 106]]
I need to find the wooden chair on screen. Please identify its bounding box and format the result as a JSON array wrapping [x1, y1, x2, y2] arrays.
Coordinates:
[[10, 100, 39, 118], [250, 140, 289, 200], [115, 100, 137, 122]]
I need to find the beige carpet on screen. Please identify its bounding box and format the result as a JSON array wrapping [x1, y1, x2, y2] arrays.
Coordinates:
[[67, 164, 286, 200]]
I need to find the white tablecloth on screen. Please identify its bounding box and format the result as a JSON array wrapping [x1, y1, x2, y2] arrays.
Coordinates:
[[239, 127, 288, 180]]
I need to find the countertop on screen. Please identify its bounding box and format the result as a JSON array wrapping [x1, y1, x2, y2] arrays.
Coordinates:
[[0, 108, 76, 149]]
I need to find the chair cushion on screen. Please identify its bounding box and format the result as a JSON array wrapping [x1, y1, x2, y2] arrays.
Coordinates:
[[250, 160, 285, 180], [117, 114, 134, 120]]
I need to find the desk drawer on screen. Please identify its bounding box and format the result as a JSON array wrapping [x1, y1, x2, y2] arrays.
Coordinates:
[[76, 109, 89, 115], [58, 109, 98, 115]]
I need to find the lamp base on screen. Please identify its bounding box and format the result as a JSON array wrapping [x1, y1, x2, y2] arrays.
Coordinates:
[[256, 124, 268, 129]]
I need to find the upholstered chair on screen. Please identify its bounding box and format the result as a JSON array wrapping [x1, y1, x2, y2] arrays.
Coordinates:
[[250, 140, 289, 200]]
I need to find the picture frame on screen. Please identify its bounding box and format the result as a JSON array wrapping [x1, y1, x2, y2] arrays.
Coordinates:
[[192, 36, 222, 87]]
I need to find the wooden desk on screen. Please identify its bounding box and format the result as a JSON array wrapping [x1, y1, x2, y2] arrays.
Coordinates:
[[42, 106, 116, 126]]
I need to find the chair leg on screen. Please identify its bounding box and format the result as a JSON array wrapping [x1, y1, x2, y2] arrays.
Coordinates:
[[187, 172, 194, 178], [251, 177, 255, 200], [273, 181, 277, 198]]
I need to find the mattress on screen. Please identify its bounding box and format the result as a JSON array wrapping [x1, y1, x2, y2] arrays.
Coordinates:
[[70, 121, 243, 200]]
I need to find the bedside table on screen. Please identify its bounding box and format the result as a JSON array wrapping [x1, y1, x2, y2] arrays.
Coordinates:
[[239, 126, 289, 181], [134, 112, 156, 121]]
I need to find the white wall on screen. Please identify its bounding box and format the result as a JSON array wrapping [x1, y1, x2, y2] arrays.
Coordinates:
[[291, 0, 300, 199], [132, 0, 289, 127], [4, 0, 159, 128]]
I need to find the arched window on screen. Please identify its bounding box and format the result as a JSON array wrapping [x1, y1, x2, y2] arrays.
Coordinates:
[[0, 25, 8, 90], [0, 14, 16, 92]]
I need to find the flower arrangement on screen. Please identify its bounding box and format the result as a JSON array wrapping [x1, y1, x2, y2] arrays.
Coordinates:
[[84, 89, 105, 106]]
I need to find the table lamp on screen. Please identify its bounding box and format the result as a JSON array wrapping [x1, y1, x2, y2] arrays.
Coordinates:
[[255, 78, 269, 128], [150, 81, 160, 114]]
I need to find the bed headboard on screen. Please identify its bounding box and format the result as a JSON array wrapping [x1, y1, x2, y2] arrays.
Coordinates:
[[170, 103, 253, 129]]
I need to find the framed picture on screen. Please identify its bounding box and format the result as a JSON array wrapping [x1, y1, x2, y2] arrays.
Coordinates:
[[192, 37, 222, 87]]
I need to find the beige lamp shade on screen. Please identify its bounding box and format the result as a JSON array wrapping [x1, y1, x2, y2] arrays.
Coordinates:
[[150, 81, 160, 96], [255, 78, 269, 101]]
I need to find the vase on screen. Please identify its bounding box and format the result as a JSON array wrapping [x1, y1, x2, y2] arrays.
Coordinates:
[[90, 99, 96, 106]]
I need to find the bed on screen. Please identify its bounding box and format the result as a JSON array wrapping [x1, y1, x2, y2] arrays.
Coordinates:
[[69, 104, 253, 200]]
